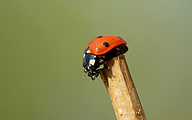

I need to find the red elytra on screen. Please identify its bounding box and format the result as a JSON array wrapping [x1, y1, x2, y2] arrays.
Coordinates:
[[85, 35, 127, 55]]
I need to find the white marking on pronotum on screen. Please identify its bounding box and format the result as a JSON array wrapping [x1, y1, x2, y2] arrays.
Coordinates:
[[86, 50, 90, 53], [89, 59, 95, 65], [83, 54, 85, 59]]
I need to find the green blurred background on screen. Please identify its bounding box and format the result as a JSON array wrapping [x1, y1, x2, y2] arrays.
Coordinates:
[[0, 0, 192, 120]]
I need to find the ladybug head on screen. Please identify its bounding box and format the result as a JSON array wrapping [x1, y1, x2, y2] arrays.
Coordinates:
[[83, 54, 102, 80]]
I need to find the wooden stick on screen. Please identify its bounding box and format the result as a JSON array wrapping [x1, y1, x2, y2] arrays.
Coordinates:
[[99, 54, 146, 120]]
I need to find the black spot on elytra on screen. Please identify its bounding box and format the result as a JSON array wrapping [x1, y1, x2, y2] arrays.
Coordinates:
[[103, 42, 109, 47], [97, 36, 103, 38], [117, 36, 122, 40]]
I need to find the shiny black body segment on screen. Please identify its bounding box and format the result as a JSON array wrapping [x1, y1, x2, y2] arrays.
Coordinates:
[[83, 44, 128, 80]]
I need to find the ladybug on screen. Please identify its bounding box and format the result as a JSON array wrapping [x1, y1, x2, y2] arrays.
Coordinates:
[[83, 35, 128, 80]]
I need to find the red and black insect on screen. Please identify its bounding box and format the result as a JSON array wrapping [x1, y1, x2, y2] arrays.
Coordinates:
[[83, 35, 128, 80]]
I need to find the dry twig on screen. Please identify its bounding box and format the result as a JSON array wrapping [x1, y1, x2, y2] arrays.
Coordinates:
[[100, 54, 146, 120]]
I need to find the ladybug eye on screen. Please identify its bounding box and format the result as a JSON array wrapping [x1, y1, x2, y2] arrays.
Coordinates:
[[103, 42, 109, 47]]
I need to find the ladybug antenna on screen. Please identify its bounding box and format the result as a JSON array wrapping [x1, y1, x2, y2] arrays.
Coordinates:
[[82, 74, 87, 80]]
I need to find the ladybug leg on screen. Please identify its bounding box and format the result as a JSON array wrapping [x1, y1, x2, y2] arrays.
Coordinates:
[[99, 59, 104, 64], [105, 64, 110, 69], [91, 76, 95, 80], [99, 59, 110, 69], [103, 62, 109, 69], [92, 71, 99, 80], [95, 71, 99, 77]]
